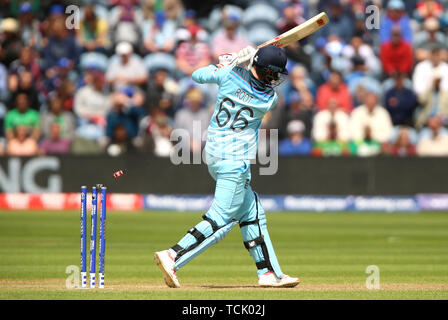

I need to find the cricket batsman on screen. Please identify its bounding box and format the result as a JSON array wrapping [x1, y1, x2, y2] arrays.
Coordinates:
[[154, 45, 300, 288]]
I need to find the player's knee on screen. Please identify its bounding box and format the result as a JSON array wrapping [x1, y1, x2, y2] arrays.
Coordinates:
[[195, 220, 214, 238], [209, 200, 228, 217]]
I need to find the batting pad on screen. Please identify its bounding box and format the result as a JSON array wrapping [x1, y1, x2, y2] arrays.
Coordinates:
[[240, 208, 284, 278], [174, 220, 238, 271]]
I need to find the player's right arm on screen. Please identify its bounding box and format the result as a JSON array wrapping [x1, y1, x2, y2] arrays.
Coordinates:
[[191, 64, 233, 85]]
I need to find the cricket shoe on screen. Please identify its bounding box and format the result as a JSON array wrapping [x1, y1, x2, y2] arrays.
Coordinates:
[[258, 272, 300, 288], [154, 250, 180, 288]]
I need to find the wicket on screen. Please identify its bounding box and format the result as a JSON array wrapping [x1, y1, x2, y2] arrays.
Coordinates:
[[99, 187, 107, 288], [80, 186, 87, 288], [80, 185, 107, 289]]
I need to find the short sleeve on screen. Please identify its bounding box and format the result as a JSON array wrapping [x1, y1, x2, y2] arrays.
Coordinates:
[[191, 64, 233, 85]]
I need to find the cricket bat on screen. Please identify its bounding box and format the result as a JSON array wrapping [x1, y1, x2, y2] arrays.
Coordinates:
[[258, 12, 329, 48]]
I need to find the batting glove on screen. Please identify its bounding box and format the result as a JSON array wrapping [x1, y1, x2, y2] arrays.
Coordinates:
[[218, 52, 238, 67], [236, 46, 257, 69]]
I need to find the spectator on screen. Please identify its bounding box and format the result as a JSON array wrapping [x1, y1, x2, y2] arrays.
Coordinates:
[[0, 18, 22, 67], [8, 71, 40, 110], [277, 3, 305, 34], [280, 0, 309, 20], [17, 1, 41, 49], [8, 46, 41, 93], [6, 124, 38, 156], [4, 93, 40, 140], [180, 9, 201, 29], [317, 0, 353, 43], [417, 116, 448, 156], [41, 96, 76, 139], [174, 87, 210, 154], [352, 13, 375, 45], [414, 17, 447, 63], [106, 124, 137, 156], [342, 36, 381, 77], [380, 27, 414, 75], [42, 16, 80, 72], [350, 92, 393, 143], [281, 91, 314, 139], [150, 113, 174, 157], [176, 9, 208, 44], [413, 48, 448, 128], [384, 126, 417, 156], [39, 122, 71, 155], [324, 35, 345, 58], [414, 0, 446, 25], [283, 65, 315, 104], [142, 10, 176, 53], [349, 126, 382, 157], [74, 69, 111, 140], [380, 0, 413, 44], [284, 42, 311, 69], [82, 63, 107, 87], [346, 55, 368, 92], [349, 69, 383, 109], [316, 71, 353, 113], [310, 37, 333, 86], [74, 69, 111, 118], [77, 4, 110, 54], [109, 0, 143, 47], [106, 90, 145, 141], [312, 122, 352, 157], [313, 98, 350, 142], [323, 38, 347, 73], [145, 68, 177, 117], [43, 57, 78, 97], [385, 72, 418, 126], [279, 120, 312, 156], [57, 78, 76, 112], [175, 25, 211, 76], [106, 42, 148, 91], [211, 15, 250, 62]]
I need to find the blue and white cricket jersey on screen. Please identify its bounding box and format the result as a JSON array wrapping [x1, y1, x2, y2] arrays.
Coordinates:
[[192, 65, 278, 161]]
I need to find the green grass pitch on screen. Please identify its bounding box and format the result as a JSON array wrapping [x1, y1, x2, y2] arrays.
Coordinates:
[[0, 210, 447, 300]]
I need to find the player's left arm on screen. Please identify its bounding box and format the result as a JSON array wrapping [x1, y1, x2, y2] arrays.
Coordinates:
[[191, 64, 233, 85], [192, 46, 256, 85]]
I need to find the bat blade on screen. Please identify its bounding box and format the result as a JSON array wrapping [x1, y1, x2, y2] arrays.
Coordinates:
[[258, 12, 329, 49]]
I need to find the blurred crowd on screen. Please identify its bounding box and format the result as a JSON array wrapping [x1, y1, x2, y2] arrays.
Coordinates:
[[1, 0, 448, 158]]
